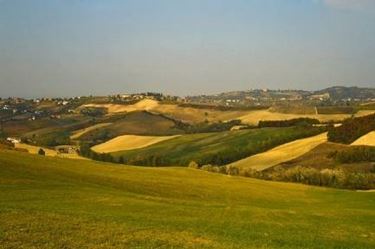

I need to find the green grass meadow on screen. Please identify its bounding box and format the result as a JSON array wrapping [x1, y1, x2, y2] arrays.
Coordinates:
[[0, 150, 374, 248], [112, 126, 325, 166]]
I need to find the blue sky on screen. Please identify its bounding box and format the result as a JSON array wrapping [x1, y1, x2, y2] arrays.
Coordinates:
[[0, 0, 374, 97]]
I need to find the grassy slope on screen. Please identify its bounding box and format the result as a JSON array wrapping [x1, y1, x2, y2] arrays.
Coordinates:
[[231, 133, 327, 171], [2, 118, 61, 136], [21, 115, 93, 137], [0, 150, 374, 249], [112, 126, 324, 166], [80, 111, 183, 140]]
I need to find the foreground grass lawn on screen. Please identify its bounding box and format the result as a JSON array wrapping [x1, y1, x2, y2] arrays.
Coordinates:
[[0, 150, 374, 248]]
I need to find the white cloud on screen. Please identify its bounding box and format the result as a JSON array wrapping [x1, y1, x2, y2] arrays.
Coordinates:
[[322, 0, 375, 11]]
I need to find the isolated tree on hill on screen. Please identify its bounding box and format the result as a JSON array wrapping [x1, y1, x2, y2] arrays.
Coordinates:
[[38, 148, 46, 156]]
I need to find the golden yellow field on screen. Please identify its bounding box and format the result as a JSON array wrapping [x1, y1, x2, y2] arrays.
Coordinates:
[[70, 123, 112, 140], [351, 131, 375, 146], [91, 134, 180, 153], [83, 99, 160, 113], [238, 110, 375, 125], [230, 133, 327, 171]]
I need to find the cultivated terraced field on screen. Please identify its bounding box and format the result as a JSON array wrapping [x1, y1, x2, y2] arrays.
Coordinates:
[[92, 135, 180, 153], [111, 126, 325, 166], [0, 150, 374, 249], [231, 133, 328, 171]]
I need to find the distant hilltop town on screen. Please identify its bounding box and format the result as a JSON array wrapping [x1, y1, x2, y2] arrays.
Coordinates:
[[0, 86, 375, 124]]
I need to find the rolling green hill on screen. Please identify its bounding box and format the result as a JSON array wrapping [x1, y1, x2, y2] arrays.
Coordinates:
[[111, 126, 325, 166], [0, 150, 374, 249]]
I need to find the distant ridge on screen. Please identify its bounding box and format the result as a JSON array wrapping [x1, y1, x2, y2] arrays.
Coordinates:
[[314, 86, 375, 100]]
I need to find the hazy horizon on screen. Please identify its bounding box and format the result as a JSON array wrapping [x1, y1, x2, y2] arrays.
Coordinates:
[[1, 0, 375, 98], [1, 84, 375, 99]]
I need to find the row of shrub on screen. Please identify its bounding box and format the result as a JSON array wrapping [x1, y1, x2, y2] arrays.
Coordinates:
[[328, 113, 375, 144], [257, 166, 375, 190], [80, 107, 108, 117], [329, 146, 375, 163], [188, 161, 239, 175], [196, 162, 375, 190], [316, 106, 356, 114], [258, 118, 320, 128], [178, 103, 269, 111]]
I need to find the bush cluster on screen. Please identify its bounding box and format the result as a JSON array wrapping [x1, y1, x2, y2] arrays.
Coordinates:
[[174, 119, 248, 134], [241, 166, 375, 190], [328, 113, 375, 144], [200, 164, 228, 174]]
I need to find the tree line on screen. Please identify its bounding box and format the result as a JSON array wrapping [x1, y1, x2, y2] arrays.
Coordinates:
[[258, 118, 320, 128], [198, 163, 375, 190]]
